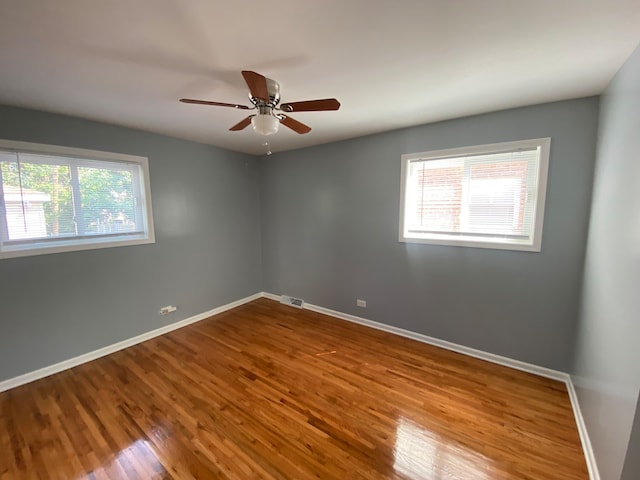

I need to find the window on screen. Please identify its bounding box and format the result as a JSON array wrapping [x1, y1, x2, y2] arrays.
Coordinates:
[[0, 140, 155, 259], [399, 138, 550, 251]]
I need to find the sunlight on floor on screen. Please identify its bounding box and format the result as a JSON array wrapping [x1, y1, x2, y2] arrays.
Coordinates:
[[393, 417, 493, 479], [79, 438, 164, 478]]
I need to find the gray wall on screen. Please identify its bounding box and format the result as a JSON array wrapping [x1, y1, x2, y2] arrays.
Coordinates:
[[0, 106, 262, 382], [572, 43, 640, 480], [260, 98, 599, 371]]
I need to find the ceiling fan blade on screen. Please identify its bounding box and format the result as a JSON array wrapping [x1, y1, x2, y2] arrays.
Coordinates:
[[180, 98, 251, 110], [229, 116, 254, 131], [279, 98, 340, 113], [241, 70, 269, 102], [279, 115, 311, 134]]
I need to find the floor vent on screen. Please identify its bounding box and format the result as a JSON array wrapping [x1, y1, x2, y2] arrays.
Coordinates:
[[280, 295, 304, 309]]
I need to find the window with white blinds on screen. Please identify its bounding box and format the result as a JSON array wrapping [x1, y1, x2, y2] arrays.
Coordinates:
[[0, 140, 155, 259], [399, 138, 550, 251]]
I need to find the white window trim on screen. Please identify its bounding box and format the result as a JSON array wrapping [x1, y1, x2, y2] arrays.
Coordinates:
[[399, 138, 550, 252], [0, 139, 155, 260]]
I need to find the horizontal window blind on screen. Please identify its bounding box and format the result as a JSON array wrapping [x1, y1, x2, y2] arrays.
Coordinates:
[[0, 140, 154, 259], [400, 139, 549, 251]]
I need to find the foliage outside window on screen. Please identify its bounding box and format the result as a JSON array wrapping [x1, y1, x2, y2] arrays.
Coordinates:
[[399, 138, 550, 251], [0, 140, 155, 259]]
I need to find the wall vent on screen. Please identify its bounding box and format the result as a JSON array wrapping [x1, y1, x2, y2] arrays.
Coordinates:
[[280, 295, 304, 309]]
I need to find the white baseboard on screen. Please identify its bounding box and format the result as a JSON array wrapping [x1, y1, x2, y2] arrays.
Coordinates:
[[566, 377, 601, 480], [263, 292, 600, 480], [0, 292, 263, 393], [274, 293, 566, 381]]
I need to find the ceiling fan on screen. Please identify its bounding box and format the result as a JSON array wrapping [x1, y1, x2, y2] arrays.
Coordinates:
[[180, 71, 340, 136]]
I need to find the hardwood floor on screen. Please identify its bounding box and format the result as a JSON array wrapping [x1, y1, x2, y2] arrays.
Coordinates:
[[0, 298, 588, 479]]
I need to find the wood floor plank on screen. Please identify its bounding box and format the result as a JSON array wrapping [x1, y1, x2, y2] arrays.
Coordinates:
[[0, 298, 588, 479]]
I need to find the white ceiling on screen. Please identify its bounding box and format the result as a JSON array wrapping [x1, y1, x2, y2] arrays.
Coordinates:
[[0, 1, 639, 156]]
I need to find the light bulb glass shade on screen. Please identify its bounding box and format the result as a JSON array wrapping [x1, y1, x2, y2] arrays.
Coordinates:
[[251, 114, 279, 136]]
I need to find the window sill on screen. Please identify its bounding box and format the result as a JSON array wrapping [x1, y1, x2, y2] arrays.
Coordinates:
[[0, 234, 155, 260], [399, 234, 541, 252]]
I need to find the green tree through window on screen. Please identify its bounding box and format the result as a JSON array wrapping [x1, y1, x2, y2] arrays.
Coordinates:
[[0, 140, 154, 259]]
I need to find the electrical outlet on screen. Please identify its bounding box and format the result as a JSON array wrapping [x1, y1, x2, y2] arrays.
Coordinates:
[[159, 305, 177, 315], [356, 299, 367, 308]]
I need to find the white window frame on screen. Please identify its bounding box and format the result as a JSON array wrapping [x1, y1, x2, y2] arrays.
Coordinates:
[[0, 139, 155, 259], [399, 138, 550, 252]]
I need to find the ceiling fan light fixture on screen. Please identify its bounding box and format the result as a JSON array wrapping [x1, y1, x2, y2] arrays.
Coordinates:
[[251, 114, 279, 136]]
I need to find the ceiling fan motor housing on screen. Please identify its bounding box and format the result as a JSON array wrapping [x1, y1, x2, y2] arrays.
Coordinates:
[[250, 78, 280, 108]]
